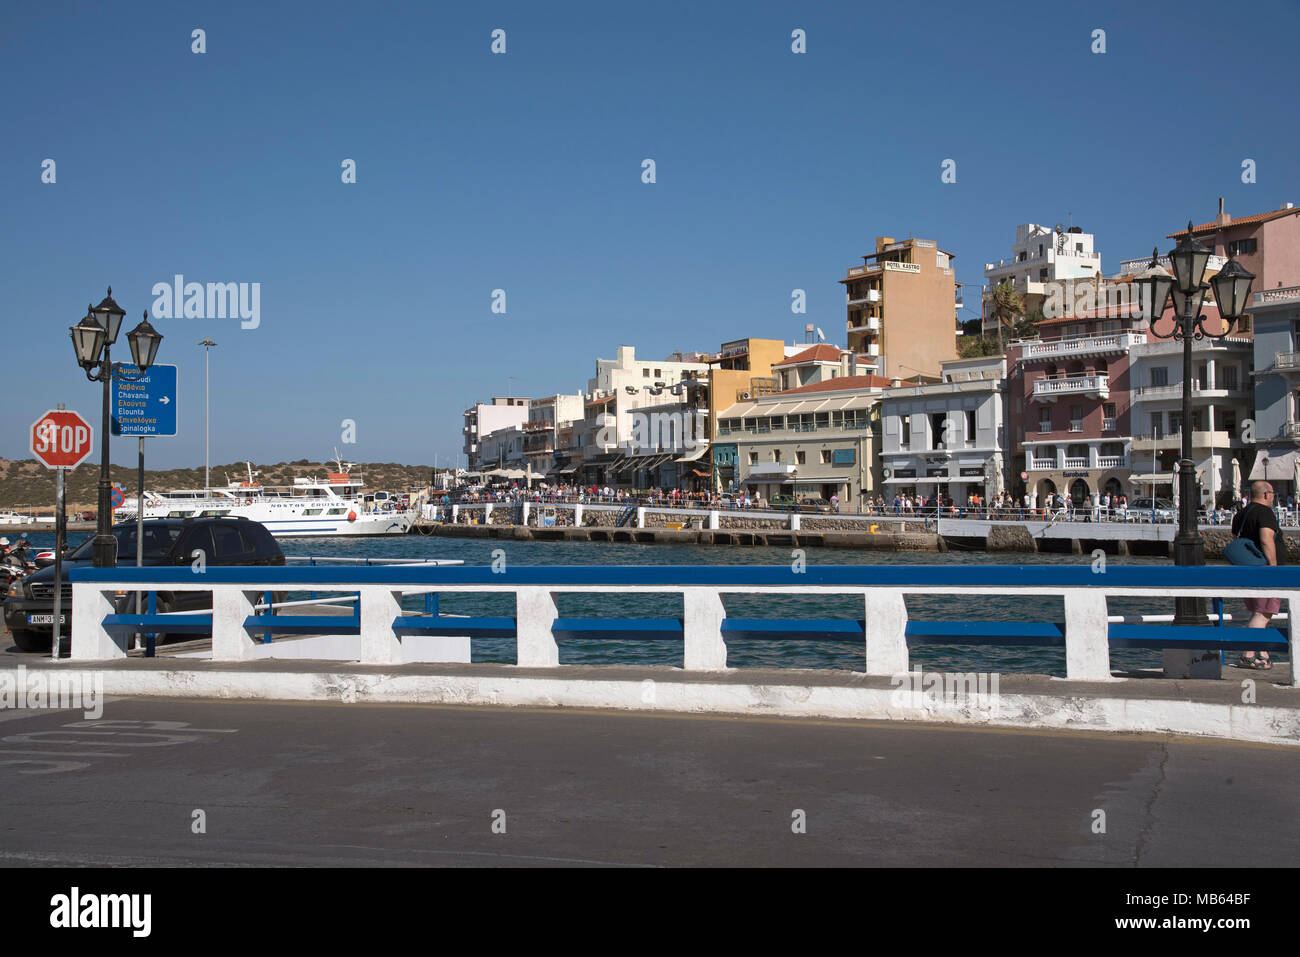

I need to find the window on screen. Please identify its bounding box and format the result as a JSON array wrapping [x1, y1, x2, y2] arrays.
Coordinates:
[[1222, 410, 1237, 434], [1039, 408, 1052, 433], [1038, 244, 1044, 256], [1239, 315, 1251, 332], [1191, 410, 1204, 431], [1070, 405, 1083, 432], [901, 415, 912, 446], [1103, 403, 1116, 431], [1150, 367, 1168, 387], [1151, 414, 1163, 439], [748, 451, 758, 465], [965, 409, 976, 444], [1169, 412, 1182, 435], [820, 450, 832, 464], [1196, 364, 1208, 390], [773, 449, 781, 463], [642, 368, 650, 378], [1228, 238, 1258, 257], [654, 369, 662, 378], [1222, 366, 1239, 391], [796, 450, 806, 465], [930, 412, 947, 449], [1075, 242, 1083, 253]]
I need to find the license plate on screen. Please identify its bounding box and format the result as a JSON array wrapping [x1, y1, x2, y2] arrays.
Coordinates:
[[26, 614, 66, 625]]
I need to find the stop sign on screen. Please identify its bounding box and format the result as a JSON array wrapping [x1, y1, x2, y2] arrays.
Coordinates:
[[30, 409, 94, 470]]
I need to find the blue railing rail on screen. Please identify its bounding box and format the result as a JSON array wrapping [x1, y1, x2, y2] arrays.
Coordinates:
[[66, 564, 1299, 683]]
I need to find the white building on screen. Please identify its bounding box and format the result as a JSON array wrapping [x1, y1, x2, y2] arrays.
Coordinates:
[[524, 393, 585, 476], [479, 425, 527, 471], [984, 223, 1102, 331], [1127, 336, 1254, 507], [589, 345, 711, 395], [880, 356, 1007, 503], [463, 396, 530, 469]]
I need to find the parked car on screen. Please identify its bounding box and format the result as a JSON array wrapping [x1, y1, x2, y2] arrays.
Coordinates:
[[79, 511, 96, 521], [798, 498, 833, 514], [3, 517, 285, 653]]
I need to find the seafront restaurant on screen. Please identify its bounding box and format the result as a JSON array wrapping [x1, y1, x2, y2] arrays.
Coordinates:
[[717, 374, 886, 506]]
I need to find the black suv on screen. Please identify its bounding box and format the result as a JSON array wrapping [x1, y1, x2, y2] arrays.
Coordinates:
[[3, 518, 285, 653]]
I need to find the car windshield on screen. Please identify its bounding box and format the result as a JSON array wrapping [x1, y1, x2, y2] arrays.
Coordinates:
[[68, 524, 184, 561]]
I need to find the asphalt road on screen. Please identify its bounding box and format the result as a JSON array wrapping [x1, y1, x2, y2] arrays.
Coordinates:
[[0, 697, 1296, 867]]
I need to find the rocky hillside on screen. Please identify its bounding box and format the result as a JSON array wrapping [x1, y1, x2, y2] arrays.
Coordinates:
[[0, 457, 443, 512]]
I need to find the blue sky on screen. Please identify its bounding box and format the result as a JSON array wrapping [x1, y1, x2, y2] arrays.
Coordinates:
[[2, 0, 1298, 470]]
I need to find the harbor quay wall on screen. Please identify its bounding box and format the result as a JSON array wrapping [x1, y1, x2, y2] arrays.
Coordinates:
[[417, 503, 1300, 557]]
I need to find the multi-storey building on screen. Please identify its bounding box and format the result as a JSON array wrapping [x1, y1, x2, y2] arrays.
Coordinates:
[[1247, 284, 1300, 498], [1126, 324, 1253, 507], [1166, 200, 1300, 328], [523, 394, 584, 477], [880, 356, 1007, 504], [717, 375, 888, 504], [1007, 303, 1142, 505], [840, 237, 959, 379], [984, 223, 1102, 332], [462, 396, 530, 470], [478, 425, 527, 472]]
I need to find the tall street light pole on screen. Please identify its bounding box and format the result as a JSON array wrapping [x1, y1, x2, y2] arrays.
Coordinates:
[[199, 338, 218, 489], [1133, 228, 1256, 626], [69, 289, 164, 568]]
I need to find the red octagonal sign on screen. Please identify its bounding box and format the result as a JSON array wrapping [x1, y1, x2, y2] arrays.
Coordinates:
[[31, 409, 94, 470]]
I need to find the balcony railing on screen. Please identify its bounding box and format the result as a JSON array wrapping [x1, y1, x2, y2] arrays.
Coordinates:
[[1096, 456, 1127, 469], [1253, 285, 1300, 307], [1286, 422, 1300, 438], [847, 291, 882, 306], [1132, 382, 1245, 401], [1032, 374, 1109, 399], [1276, 352, 1300, 371], [1028, 457, 1057, 470], [1063, 457, 1089, 469], [523, 420, 554, 432], [1019, 332, 1145, 361]]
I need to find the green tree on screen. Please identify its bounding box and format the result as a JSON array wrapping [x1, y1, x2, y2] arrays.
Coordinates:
[[988, 279, 1025, 352]]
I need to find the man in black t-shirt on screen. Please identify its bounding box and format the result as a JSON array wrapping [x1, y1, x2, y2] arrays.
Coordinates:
[[1230, 481, 1285, 669]]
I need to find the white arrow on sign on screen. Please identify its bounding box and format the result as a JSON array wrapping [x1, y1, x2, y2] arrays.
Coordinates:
[[160, 396, 171, 404]]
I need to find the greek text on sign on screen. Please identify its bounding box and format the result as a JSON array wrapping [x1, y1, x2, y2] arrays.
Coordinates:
[[111, 364, 178, 437]]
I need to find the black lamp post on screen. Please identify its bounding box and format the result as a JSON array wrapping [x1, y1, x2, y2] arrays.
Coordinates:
[[69, 288, 164, 568], [1133, 227, 1255, 624]]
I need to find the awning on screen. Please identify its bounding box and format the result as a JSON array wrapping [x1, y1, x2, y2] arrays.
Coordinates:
[[742, 475, 796, 485], [1250, 449, 1300, 480], [675, 445, 709, 463], [691, 468, 711, 478]]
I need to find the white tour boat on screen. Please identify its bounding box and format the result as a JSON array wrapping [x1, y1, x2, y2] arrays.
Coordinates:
[[116, 460, 416, 538]]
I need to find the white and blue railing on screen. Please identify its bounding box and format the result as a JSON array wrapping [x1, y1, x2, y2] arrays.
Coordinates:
[[66, 564, 1299, 684]]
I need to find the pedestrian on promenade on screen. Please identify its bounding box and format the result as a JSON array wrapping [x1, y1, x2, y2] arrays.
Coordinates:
[[1230, 481, 1285, 670]]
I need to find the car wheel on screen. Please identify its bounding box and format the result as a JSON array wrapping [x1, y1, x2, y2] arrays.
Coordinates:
[[10, 629, 51, 653]]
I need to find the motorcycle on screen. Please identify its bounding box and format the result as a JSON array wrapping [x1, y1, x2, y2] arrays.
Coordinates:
[[1, 539, 37, 588]]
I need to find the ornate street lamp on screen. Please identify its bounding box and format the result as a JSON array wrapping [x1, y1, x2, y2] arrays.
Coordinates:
[[1134, 226, 1254, 625], [68, 289, 164, 568]]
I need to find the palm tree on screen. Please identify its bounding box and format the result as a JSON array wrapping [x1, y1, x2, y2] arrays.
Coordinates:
[[987, 279, 1025, 352]]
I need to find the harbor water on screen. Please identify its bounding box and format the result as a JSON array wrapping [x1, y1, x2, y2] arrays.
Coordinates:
[[13, 531, 1281, 675]]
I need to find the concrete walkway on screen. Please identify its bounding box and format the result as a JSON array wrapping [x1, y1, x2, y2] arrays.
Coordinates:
[[0, 696, 1296, 867]]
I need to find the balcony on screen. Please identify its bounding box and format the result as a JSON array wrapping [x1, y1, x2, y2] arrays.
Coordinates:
[[1131, 382, 1245, 402], [1286, 422, 1300, 438], [1028, 457, 1058, 470], [523, 420, 554, 432], [1102, 417, 1116, 431], [1130, 435, 1179, 453], [1276, 352, 1300, 371], [1018, 332, 1145, 362], [1032, 374, 1109, 401], [1131, 431, 1234, 452], [847, 290, 882, 306], [1063, 457, 1089, 469], [1253, 285, 1300, 307], [848, 316, 881, 334], [1096, 456, 1128, 469], [1119, 253, 1226, 277]]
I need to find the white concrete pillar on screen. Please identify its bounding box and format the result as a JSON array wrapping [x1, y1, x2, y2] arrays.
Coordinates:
[[574, 504, 583, 526], [211, 586, 257, 662], [683, 587, 727, 671], [790, 512, 801, 531], [70, 584, 123, 660], [521, 501, 530, 525], [863, 590, 908, 676], [708, 510, 719, 530], [1062, 590, 1114, 680], [452, 504, 460, 524], [636, 506, 646, 529], [484, 504, 493, 523], [516, 587, 560, 667], [359, 586, 404, 664]]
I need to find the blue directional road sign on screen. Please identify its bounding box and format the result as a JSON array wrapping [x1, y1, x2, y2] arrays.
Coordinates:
[[111, 364, 178, 437]]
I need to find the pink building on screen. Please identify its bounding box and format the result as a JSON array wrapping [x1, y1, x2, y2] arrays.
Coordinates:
[[1007, 304, 1146, 505]]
